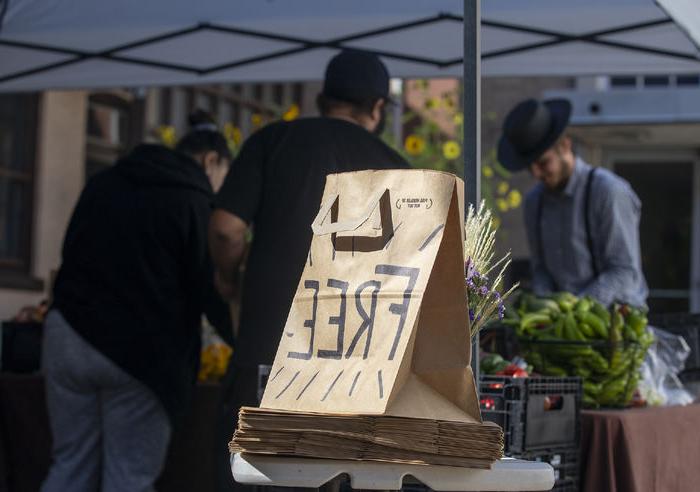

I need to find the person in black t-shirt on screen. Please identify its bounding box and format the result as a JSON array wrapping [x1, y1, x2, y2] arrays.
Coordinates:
[[209, 50, 409, 491]]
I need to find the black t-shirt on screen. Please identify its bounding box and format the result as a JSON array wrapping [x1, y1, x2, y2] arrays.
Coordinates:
[[215, 117, 409, 366]]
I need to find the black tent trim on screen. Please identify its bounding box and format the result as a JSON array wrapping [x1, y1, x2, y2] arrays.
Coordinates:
[[482, 18, 697, 61], [0, 12, 696, 86]]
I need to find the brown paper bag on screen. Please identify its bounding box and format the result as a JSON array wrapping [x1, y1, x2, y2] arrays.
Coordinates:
[[260, 169, 481, 424]]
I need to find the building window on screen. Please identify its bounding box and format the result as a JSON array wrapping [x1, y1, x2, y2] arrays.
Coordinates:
[[609, 74, 700, 90], [0, 93, 41, 289], [85, 93, 138, 180], [273, 83, 284, 105], [159, 88, 172, 123], [643, 75, 670, 88], [610, 76, 637, 88], [677, 74, 700, 87]]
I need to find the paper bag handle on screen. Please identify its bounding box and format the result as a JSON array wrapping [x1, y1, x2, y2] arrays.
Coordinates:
[[311, 189, 389, 236]]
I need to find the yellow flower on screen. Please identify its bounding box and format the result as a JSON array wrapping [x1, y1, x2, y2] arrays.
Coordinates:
[[404, 134, 426, 156], [282, 103, 300, 121], [414, 80, 429, 90], [157, 125, 177, 147], [425, 98, 440, 110], [198, 343, 233, 381], [496, 198, 509, 212], [497, 181, 510, 196], [508, 189, 522, 208], [492, 217, 502, 230], [453, 113, 464, 125], [251, 113, 263, 128], [198, 350, 213, 381], [482, 165, 494, 178], [442, 141, 461, 160], [223, 122, 242, 146]]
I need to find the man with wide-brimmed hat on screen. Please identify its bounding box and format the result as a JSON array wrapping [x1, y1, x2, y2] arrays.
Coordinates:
[[498, 98, 648, 308]]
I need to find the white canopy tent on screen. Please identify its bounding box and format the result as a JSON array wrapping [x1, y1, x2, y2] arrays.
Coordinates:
[[0, 0, 699, 91], [3, 0, 700, 199]]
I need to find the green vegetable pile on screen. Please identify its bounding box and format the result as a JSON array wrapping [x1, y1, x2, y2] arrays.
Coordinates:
[[508, 292, 654, 408]]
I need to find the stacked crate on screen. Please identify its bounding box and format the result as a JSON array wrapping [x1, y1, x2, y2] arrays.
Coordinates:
[[479, 375, 582, 491]]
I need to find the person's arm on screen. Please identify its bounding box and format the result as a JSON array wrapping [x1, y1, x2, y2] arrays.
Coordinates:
[[188, 198, 234, 346], [210, 126, 266, 299], [579, 180, 643, 306], [209, 209, 248, 300], [524, 190, 556, 295]]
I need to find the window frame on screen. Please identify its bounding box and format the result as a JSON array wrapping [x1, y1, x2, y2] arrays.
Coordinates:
[[0, 93, 42, 290]]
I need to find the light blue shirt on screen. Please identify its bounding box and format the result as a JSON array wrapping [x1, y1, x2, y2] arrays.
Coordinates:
[[524, 158, 648, 307]]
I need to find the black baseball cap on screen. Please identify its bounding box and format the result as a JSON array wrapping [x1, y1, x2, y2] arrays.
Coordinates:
[[322, 50, 391, 104]]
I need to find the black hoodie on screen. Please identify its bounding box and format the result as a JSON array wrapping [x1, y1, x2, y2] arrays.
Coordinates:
[[52, 144, 232, 423]]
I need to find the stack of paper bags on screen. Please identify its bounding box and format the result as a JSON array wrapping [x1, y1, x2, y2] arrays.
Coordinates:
[[231, 407, 503, 468], [230, 170, 504, 468]]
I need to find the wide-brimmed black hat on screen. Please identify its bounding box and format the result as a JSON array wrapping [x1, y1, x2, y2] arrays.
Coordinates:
[[497, 98, 572, 172]]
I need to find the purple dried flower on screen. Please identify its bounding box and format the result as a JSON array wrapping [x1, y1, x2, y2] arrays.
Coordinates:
[[465, 258, 483, 282], [498, 303, 506, 319], [469, 309, 475, 322], [479, 286, 489, 296]]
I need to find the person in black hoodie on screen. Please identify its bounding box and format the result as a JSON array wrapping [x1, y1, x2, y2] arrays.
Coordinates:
[[42, 111, 233, 492]]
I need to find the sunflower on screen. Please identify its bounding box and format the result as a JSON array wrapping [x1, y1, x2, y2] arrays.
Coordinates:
[[282, 103, 300, 121], [223, 122, 242, 146], [496, 198, 509, 212], [156, 125, 177, 147], [442, 140, 461, 160], [482, 165, 494, 178], [198, 343, 233, 382], [497, 181, 510, 195], [425, 98, 440, 110], [508, 189, 522, 208], [404, 134, 426, 155]]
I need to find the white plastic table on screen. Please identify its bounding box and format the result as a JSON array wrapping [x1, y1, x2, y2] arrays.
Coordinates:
[[231, 453, 555, 491]]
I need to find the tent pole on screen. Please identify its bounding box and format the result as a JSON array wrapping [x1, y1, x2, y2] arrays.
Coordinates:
[[464, 0, 481, 386]]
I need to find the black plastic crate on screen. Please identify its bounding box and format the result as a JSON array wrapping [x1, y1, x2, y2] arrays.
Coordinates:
[[648, 312, 700, 371], [479, 375, 582, 454]]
